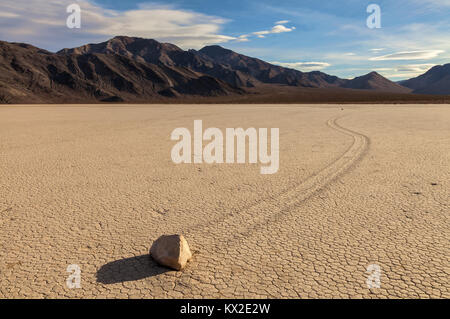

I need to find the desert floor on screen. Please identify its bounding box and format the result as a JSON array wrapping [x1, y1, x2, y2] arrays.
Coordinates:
[[0, 104, 448, 299]]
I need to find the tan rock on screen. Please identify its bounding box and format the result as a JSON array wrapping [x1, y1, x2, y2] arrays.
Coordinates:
[[150, 235, 192, 271]]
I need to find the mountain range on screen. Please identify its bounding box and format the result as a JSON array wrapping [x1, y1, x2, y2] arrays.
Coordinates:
[[0, 36, 449, 104]]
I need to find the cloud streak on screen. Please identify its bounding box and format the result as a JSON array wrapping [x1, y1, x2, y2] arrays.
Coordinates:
[[395, 63, 436, 73], [370, 50, 444, 61], [239, 23, 296, 41], [271, 61, 331, 71], [374, 63, 436, 79], [275, 20, 290, 25]]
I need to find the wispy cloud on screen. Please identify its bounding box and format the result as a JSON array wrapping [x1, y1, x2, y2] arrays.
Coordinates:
[[0, 11, 19, 18], [374, 63, 436, 78], [271, 61, 331, 71], [370, 48, 385, 52], [253, 25, 295, 36], [239, 23, 296, 40], [413, 0, 450, 8], [396, 63, 436, 73], [370, 50, 444, 61], [235, 35, 250, 42]]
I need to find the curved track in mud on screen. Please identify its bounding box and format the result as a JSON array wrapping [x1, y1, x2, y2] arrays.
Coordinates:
[[187, 115, 371, 246]]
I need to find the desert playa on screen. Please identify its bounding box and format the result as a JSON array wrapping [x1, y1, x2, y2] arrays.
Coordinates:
[[0, 104, 449, 299]]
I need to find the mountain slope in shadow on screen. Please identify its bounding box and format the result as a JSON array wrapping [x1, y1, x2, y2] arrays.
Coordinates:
[[400, 64, 450, 95], [0, 39, 242, 103]]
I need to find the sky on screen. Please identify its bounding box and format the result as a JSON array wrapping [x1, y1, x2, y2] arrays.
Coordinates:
[[0, 0, 449, 80]]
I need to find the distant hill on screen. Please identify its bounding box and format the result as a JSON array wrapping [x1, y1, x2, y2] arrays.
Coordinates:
[[400, 64, 450, 95], [343, 72, 412, 93]]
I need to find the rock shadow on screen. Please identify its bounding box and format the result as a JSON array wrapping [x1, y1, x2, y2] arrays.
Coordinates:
[[96, 254, 170, 284]]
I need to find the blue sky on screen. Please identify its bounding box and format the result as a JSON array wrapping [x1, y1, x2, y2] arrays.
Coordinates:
[[0, 0, 449, 79]]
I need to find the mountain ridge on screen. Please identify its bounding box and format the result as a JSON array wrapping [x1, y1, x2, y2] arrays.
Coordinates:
[[1, 36, 447, 104], [57, 36, 408, 91], [0, 38, 243, 103]]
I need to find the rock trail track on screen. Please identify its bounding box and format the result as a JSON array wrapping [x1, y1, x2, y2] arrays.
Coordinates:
[[185, 115, 370, 245]]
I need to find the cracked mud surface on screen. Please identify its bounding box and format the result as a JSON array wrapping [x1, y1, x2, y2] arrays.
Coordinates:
[[0, 104, 448, 298]]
